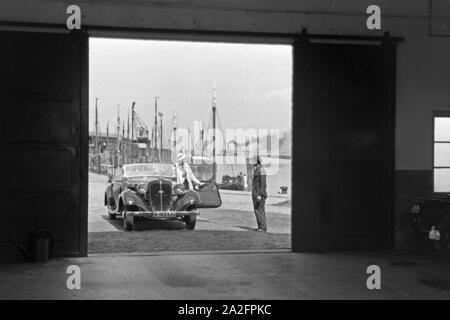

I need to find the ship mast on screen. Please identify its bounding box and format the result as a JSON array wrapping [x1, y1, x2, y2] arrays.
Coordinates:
[[95, 98, 100, 174], [158, 111, 163, 162], [173, 100, 177, 156], [127, 109, 130, 140], [212, 79, 217, 182], [154, 96, 160, 161], [131, 101, 135, 142], [116, 104, 121, 164]]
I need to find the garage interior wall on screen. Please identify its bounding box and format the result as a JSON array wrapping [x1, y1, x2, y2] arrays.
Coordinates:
[[0, 0, 449, 257]]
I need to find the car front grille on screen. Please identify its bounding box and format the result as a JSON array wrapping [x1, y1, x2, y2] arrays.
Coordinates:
[[148, 179, 172, 212]]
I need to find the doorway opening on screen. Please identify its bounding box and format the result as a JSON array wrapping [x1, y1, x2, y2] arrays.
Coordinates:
[[87, 37, 293, 254]]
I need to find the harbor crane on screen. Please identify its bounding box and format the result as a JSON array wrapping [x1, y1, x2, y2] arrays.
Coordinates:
[[131, 101, 150, 143]]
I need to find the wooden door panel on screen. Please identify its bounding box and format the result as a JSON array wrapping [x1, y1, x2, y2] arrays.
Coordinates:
[[292, 40, 395, 251], [0, 31, 87, 261]]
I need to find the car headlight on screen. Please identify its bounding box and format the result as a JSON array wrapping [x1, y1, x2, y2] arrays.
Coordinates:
[[173, 183, 185, 195], [137, 183, 148, 194]]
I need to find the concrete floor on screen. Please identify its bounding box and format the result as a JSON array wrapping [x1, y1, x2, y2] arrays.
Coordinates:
[[0, 251, 449, 299], [2, 174, 447, 299]]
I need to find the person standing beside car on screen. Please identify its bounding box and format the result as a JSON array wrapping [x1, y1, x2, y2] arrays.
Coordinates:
[[175, 151, 204, 190], [252, 156, 267, 232]]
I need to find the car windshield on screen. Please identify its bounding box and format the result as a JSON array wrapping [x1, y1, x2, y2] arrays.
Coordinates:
[[123, 163, 174, 177]]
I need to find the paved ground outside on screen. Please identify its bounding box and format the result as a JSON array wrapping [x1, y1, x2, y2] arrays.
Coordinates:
[[88, 173, 291, 253], [0, 251, 449, 299]]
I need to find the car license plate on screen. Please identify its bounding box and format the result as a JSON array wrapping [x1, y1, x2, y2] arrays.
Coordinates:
[[153, 211, 176, 217]]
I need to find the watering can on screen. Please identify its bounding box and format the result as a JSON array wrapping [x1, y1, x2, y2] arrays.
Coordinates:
[[9, 229, 56, 262]]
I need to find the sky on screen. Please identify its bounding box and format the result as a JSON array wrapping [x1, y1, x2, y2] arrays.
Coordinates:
[[89, 38, 292, 142]]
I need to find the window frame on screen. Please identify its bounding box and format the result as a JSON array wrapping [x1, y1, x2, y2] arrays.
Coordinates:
[[432, 110, 450, 193]]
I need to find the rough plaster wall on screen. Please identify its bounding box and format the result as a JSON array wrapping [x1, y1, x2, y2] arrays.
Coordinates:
[[0, 0, 438, 34], [396, 26, 450, 170]]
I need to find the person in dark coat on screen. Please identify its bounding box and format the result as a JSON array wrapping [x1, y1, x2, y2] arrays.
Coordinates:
[[252, 156, 267, 232]]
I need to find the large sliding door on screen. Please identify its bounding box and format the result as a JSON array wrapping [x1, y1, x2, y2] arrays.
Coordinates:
[[0, 30, 88, 261], [292, 38, 396, 251]]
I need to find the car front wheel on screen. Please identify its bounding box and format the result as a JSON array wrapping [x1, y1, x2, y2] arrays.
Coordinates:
[[123, 209, 134, 231], [108, 211, 116, 220], [184, 214, 197, 230]]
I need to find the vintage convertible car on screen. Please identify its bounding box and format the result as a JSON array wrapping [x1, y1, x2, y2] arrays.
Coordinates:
[[104, 163, 221, 231]]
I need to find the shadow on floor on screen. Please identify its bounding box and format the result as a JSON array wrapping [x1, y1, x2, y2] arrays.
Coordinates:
[[89, 229, 290, 253], [101, 214, 187, 231]]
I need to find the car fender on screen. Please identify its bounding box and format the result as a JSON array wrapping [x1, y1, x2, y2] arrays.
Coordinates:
[[174, 190, 201, 211], [120, 190, 148, 211]]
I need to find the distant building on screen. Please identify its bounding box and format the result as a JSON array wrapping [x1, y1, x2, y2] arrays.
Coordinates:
[[89, 131, 172, 168], [88, 131, 122, 154]]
